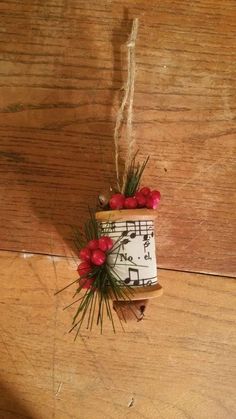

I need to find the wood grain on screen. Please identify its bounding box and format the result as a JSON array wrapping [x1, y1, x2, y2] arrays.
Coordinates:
[[0, 1, 236, 276], [0, 250, 235, 419]]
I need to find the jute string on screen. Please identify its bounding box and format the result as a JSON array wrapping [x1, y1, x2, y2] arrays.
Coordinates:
[[114, 18, 139, 192]]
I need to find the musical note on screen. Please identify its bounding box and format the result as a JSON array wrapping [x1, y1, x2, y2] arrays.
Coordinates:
[[120, 238, 130, 250], [121, 238, 130, 245], [121, 220, 142, 239], [106, 220, 153, 238], [124, 267, 140, 286], [147, 224, 154, 238]]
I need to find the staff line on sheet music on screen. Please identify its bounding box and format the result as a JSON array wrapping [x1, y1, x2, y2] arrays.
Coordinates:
[[109, 225, 153, 227], [100, 230, 154, 233], [99, 221, 154, 233], [100, 221, 153, 225], [104, 231, 153, 238], [105, 225, 153, 229], [104, 228, 154, 232]]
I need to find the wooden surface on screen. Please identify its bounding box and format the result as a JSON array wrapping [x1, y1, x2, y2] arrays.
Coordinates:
[[1, 4, 235, 417], [1, 250, 236, 419], [0, 0, 236, 276]]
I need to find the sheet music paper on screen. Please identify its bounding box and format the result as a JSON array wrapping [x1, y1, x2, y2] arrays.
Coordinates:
[[99, 219, 158, 287]]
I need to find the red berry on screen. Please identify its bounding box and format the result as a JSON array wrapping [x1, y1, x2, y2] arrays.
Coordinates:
[[151, 190, 161, 203], [146, 196, 160, 209], [135, 191, 146, 208], [103, 236, 113, 251], [124, 197, 138, 209], [88, 239, 99, 250], [79, 247, 91, 262], [77, 261, 92, 277], [91, 249, 106, 265], [98, 236, 113, 252], [79, 277, 94, 289], [98, 237, 108, 252], [140, 187, 151, 196], [109, 193, 125, 210]]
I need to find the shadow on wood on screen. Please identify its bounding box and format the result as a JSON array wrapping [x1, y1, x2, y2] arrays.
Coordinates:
[[0, 380, 37, 419]]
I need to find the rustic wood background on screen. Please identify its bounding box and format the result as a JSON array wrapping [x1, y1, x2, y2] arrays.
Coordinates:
[[1, 251, 236, 419], [0, 2, 236, 418], [0, 0, 236, 276]]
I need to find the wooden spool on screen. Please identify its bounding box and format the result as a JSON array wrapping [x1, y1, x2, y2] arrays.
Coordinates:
[[96, 209, 163, 321]]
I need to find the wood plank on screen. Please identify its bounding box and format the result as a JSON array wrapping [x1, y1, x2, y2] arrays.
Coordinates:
[[0, 250, 235, 419], [0, 1, 236, 276]]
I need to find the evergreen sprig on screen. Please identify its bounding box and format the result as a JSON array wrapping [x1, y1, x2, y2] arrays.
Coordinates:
[[123, 153, 149, 197], [56, 210, 134, 339]]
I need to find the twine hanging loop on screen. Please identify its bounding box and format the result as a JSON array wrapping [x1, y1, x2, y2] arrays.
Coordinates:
[[114, 18, 139, 192]]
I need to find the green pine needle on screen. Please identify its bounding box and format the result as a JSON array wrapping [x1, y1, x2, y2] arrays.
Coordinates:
[[57, 209, 137, 339], [123, 154, 150, 197]]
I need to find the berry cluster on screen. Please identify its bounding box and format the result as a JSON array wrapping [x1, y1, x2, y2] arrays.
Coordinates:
[[77, 236, 113, 289], [109, 187, 161, 210]]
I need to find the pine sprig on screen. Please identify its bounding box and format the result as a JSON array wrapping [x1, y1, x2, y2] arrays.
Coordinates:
[[123, 153, 149, 196], [67, 263, 133, 338], [56, 210, 135, 339]]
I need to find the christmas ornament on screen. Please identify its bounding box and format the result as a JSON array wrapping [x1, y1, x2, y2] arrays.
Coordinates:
[[56, 152, 162, 338], [96, 152, 162, 323], [56, 18, 163, 339]]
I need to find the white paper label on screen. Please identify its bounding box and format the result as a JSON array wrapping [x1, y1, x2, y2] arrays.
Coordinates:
[[99, 219, 158, 287]]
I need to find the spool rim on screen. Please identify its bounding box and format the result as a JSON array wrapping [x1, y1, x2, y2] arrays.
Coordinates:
[[96, 208, 158, 221]]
